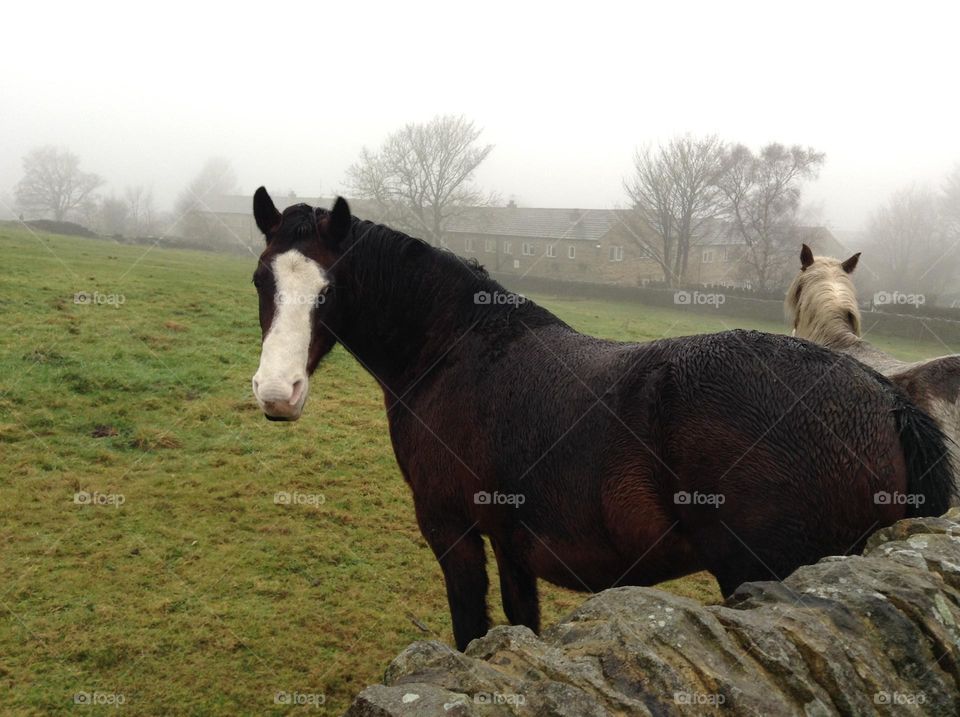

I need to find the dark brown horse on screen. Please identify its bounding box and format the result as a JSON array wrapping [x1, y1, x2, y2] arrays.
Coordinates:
[[250, 189, 954, 650]]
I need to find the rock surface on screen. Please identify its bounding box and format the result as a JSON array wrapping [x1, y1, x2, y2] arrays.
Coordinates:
[[346, 510, 960, 716]]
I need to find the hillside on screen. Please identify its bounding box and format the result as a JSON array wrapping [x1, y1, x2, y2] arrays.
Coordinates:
[[0, 226, 951, 714]]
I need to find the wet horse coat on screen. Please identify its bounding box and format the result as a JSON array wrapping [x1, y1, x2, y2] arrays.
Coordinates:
[[251, 191, 954, 650]]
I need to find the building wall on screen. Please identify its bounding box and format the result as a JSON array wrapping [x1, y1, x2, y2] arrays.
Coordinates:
[[445, 232, 754, 287], [205, 210, 825, 290], [688, 245, 750, 286], [212, 213, 259, 247], [446, 231, 660, 286]]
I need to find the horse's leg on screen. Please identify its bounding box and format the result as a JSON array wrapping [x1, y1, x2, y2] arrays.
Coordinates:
[[692, 523, 807, 598], [491, 540, 539, 633], [713, 559, 769, 598], [428, 526, 490, 651]]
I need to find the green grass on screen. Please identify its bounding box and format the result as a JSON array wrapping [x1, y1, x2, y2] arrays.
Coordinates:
[[0, 227, 952, 715]]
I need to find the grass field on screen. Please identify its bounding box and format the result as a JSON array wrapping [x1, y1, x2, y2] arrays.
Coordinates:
[[1, 225, 955, 715]]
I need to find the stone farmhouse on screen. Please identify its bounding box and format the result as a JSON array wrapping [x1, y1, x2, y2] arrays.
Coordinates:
[[200, 195, 843, 289]]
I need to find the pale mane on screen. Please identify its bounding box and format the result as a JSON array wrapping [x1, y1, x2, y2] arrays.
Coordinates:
[[785, 256, 862, 347]]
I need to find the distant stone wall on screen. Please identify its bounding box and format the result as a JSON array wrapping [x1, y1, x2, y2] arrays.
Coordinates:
[[496, 273, 960, 344], [347, 510, 960, 716], [860, 309, 960, 344]]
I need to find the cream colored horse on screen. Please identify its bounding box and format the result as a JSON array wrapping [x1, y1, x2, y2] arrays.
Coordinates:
[[786, 244, 960, 503]]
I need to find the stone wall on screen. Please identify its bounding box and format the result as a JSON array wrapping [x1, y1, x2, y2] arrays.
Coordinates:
[[347, 510, 960, 716], [495, 273, 960, 344]]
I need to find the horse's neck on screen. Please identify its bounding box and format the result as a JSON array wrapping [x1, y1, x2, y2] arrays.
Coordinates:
[[803, 318, 859, 350], [338, 261, 483, 394], [800, 311, 904, 373]]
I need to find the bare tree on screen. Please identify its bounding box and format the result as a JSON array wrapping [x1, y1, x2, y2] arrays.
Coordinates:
[[943, 164, 960, 241], [124, 185, 156, 236], [174, 157, 238, 241], [719, 143, 825, 291], [867, 186, 954, 295], [622, 135, 726, 286], [15, 146, 103, 221], [95, 195, 129, 236], [345, 115, 494, 245]]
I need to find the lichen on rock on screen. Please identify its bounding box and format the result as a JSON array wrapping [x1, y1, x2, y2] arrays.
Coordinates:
[[346, 509, 960, 716]]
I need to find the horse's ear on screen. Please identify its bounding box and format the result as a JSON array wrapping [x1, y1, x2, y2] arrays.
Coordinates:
[[841, 252, 861, 274], [800, 244, 814, 270], [327, 196, 351, 245], [253, 186, 281, 239]]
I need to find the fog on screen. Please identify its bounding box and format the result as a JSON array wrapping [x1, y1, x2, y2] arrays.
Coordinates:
[[2, 0, 958, 230]]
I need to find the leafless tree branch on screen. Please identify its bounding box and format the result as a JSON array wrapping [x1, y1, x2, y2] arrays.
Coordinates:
[[345, 115, 495, 245], [622, 135, 726, 287], [15, 146, 103, 222]]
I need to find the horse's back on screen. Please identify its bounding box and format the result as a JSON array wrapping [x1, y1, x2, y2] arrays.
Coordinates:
[[657, 330, 908, 493], [652, 330, 917, 582], [890, 355, 960, 405]]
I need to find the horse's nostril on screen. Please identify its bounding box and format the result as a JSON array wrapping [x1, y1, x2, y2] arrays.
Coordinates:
[[289, 379, 305, 405]]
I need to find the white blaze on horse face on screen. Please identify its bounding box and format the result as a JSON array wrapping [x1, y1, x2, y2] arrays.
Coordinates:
[[252, 250, 329, 419]]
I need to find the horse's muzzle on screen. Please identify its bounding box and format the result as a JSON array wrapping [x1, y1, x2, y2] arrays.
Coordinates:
[[252, 375, 308, 421]]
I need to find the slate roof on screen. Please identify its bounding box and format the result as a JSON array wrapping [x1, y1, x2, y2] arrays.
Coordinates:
[[203, 194, 324, 215], [444, 207, 620, 243], [202, 195, 838, 250]]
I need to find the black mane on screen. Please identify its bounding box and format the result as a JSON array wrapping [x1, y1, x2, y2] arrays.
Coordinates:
[[334, 213, 561, 330]]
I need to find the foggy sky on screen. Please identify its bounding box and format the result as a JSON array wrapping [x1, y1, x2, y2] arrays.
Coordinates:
[[2, 0, 958, 232]]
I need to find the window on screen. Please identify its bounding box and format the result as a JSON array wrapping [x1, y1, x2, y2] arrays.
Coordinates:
[[484, 239, 496, 253], [608, 245, 624, 262], [464, 238, 475, 252], [701, 248, 715, 264], [546, 244, 557, 258], [503, 240, 513, 255], [638, 247, 655, 262], [522, 242, 536, 256], [567, 245, 576, 259]]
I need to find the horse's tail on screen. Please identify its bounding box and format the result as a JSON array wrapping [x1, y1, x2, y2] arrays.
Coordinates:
[[894, 393, 956, 517]]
